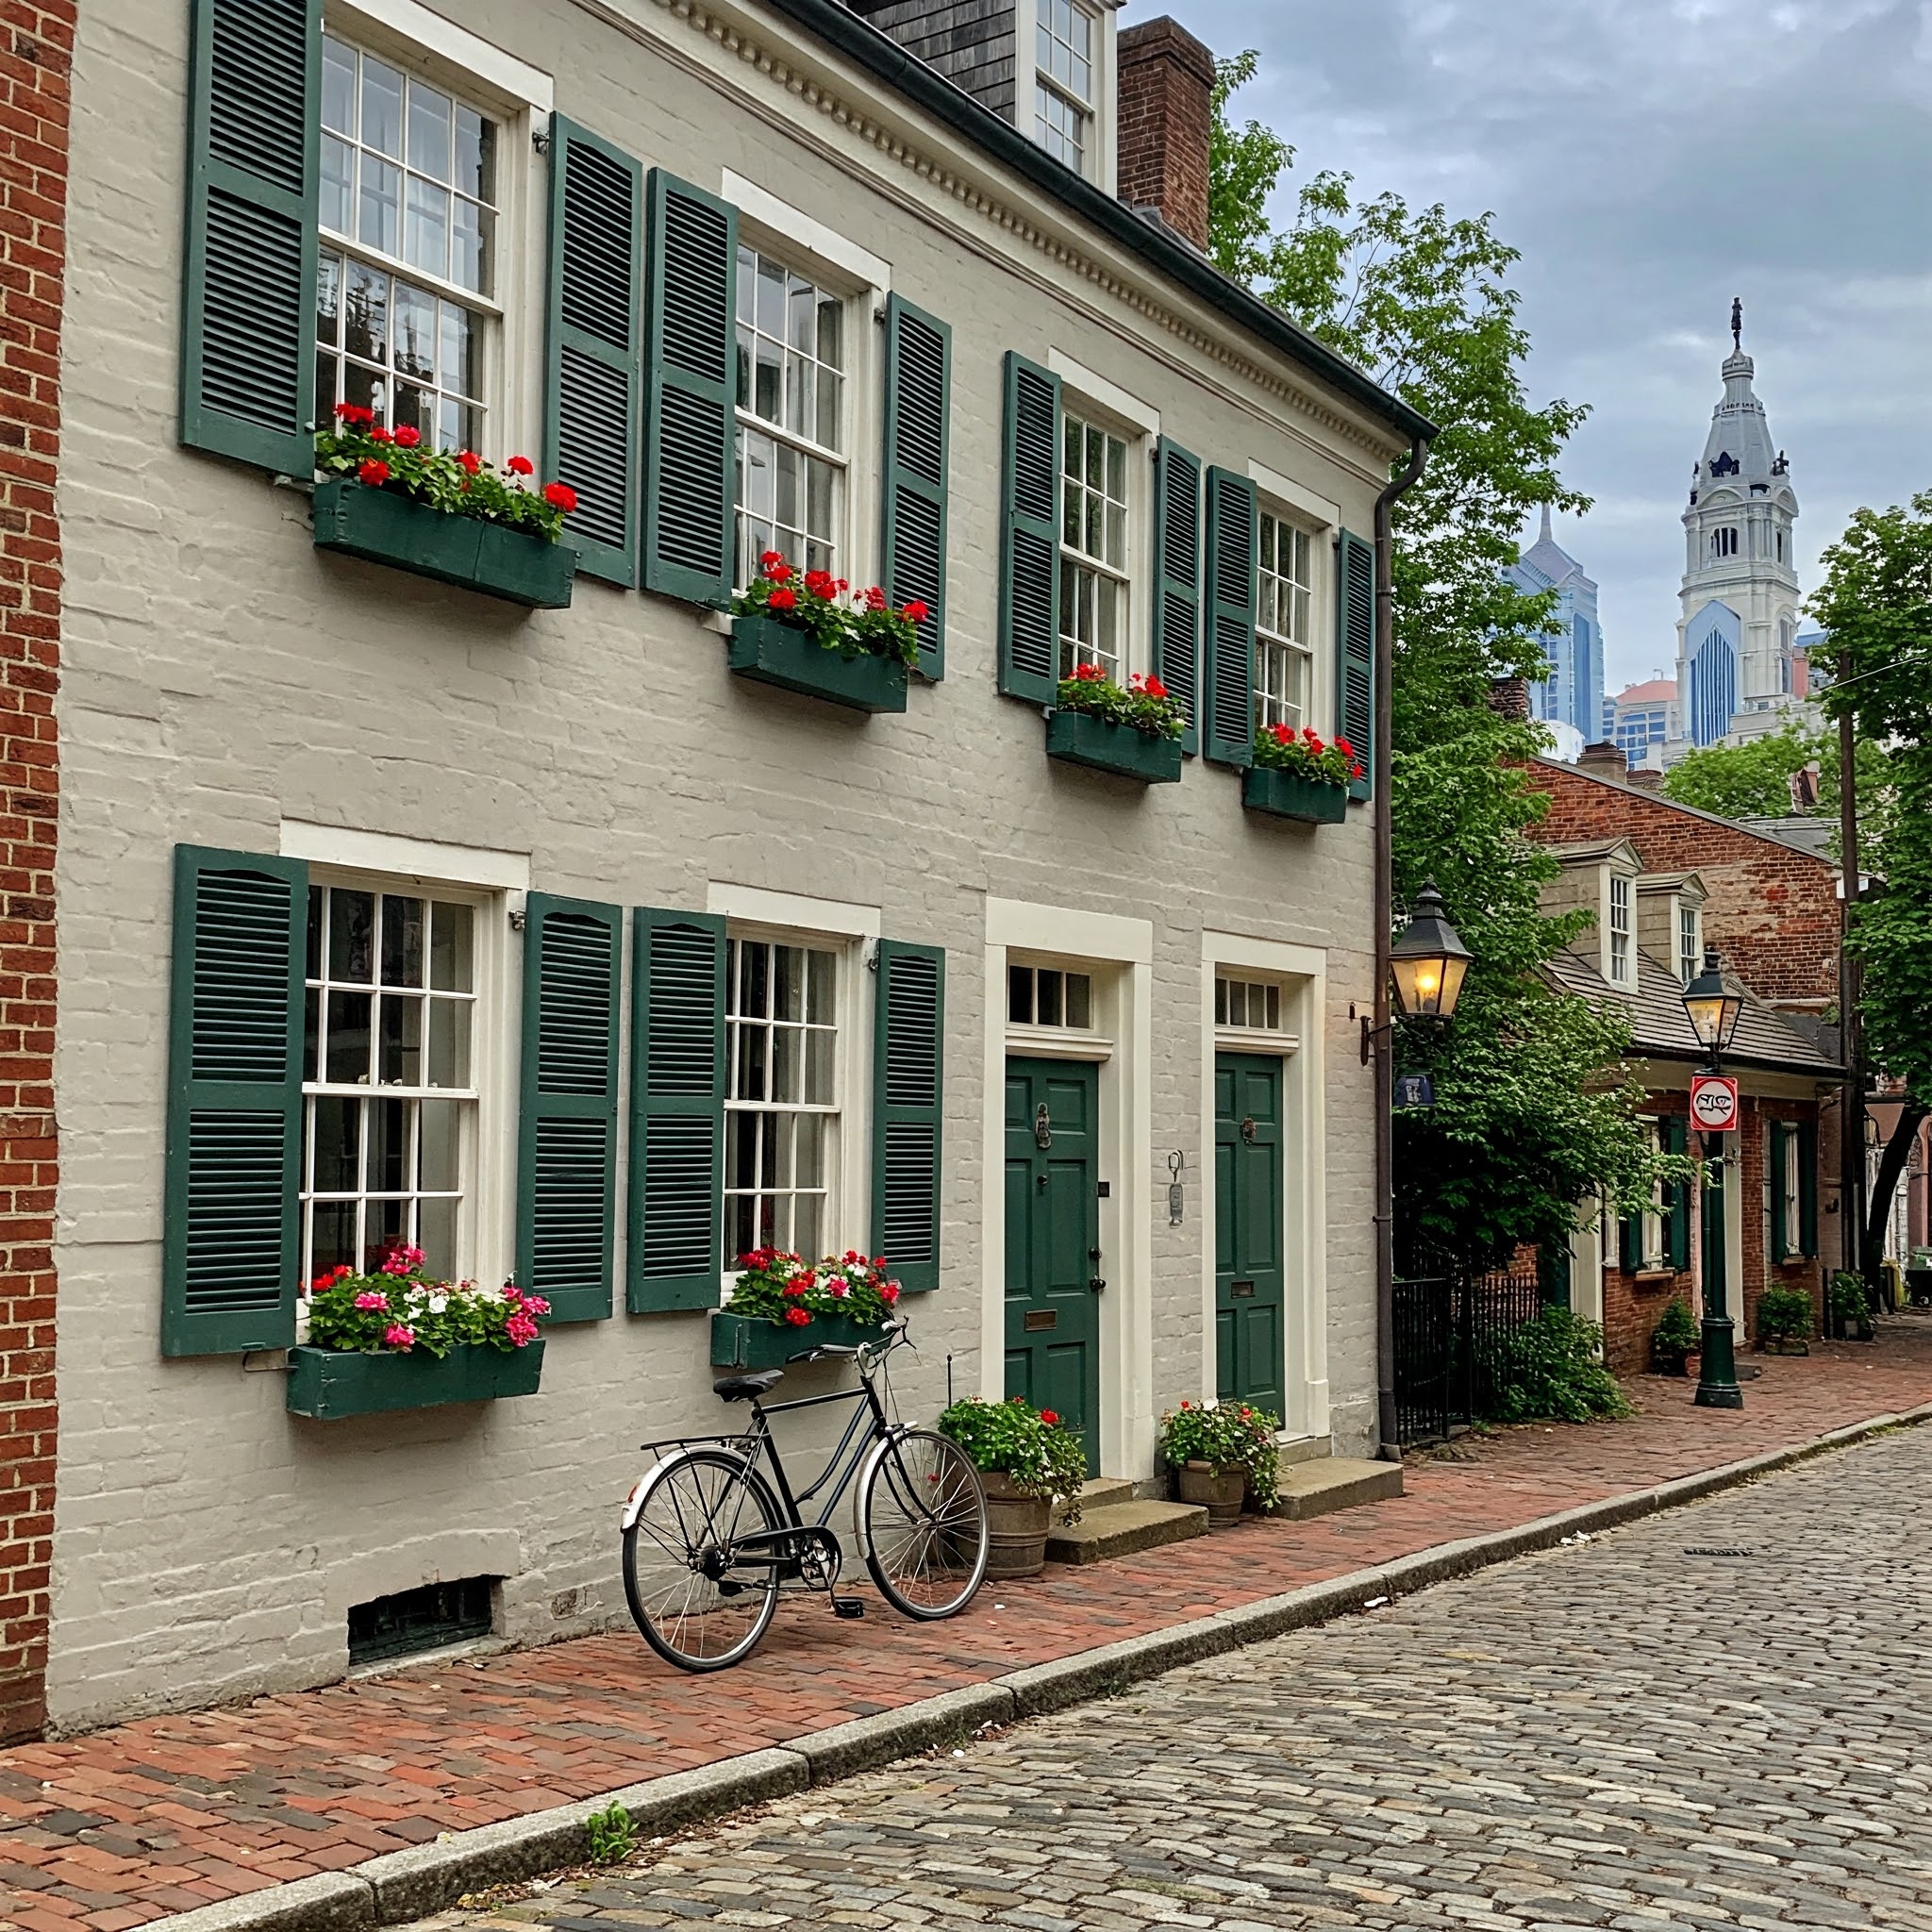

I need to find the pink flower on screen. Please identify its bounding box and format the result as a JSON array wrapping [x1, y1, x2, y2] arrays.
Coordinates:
[[353, 1291, 389, 1312], [505, 1312, 539, 1347], [383, 1324, 416, 1350], [522, 1295, 551, 1316], [880, 1282, 901, 1307], [829, 1280, 849, 1298]]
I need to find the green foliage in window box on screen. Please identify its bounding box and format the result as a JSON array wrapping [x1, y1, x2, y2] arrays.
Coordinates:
[[1054, 665, 1186, 738], [1156, 1399, 1283, 1508], [1481, 1307, 1632, 1424], [1251, 723, 1362, 787], [317, 407, 575, 539], [937, 1395, 1087, 1523], [312, 482, 577, 608], [734, 553, 923, 664], [1756, 1285, 1814, 1344]]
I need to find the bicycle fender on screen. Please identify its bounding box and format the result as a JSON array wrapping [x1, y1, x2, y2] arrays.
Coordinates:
[[619, 1447, 756, 1532]]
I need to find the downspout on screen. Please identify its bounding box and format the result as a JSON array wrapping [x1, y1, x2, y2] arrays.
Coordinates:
[[1838, 656, 1865, 1287], [1374, 432, 1434, 1458]]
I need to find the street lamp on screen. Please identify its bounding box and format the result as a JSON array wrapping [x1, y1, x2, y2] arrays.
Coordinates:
[[1390, 880, 1474, 1022], [1680, 945, 1745, 1410]]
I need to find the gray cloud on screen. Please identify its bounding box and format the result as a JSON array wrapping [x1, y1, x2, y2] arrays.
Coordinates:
[[1151, 0, 1932, 688]]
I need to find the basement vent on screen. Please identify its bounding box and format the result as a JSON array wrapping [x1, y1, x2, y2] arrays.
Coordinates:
[[348, 1577, 495, 1666]]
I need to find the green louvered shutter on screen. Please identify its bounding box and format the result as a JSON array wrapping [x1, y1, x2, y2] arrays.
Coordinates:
[[998, 353, 1061, 705], [180, 0, 321, 472], [543, 118, 642, 586], [628, 908, 725, 1312], [1768, 1121, 1790, 1261], [1203, 466, 1258, 767], [642, 171, 737, 604], [162, 846, 306, 1356], [1666, 1114, 1691, 1270], [1337, 528, 1376, 802], [1798, 1118, 1819, 1257], [872, 941, 944, 1293], [516, 895, 621, 1321], [1152, 440, 1203, 754], [1618, 1209, 1641, 1274], [882, 296, 951, 679]]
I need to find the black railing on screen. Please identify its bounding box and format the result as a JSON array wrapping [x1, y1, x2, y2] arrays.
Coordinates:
[[1392, 1253, 1551, 1446]]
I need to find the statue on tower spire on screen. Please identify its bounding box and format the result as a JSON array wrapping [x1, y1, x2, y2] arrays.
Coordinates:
[[1730, 296, 1742, 352]]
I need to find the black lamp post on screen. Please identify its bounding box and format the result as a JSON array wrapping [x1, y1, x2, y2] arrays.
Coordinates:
[[1682, 945, 1745, 1409]]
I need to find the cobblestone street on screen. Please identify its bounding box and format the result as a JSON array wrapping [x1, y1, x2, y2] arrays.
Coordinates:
[[448, 1425, 1932, 1931]]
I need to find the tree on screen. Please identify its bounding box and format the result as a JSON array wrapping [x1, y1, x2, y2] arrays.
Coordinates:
[[1814, 493, 1932, 1279], [1661, 721, 1887, 824], [1208, 55, 1665, 1266]]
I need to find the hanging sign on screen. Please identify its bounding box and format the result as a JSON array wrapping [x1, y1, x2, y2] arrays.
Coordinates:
[[1690, 1074, 1740, 1132], [1393, 1073, 1435, 1110]]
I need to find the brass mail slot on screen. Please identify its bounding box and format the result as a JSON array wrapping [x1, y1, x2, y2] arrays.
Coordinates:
[[1230, 1280, 1257, 1299], [1024, 1308, 1058, 1332]]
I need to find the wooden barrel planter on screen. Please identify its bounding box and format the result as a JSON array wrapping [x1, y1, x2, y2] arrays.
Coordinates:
[[979, 1472, 1052, 1578], [1177, 1461, 1245, 1528]]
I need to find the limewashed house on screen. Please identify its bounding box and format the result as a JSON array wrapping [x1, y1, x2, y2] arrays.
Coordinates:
[[3, 0, 1434, 1733]]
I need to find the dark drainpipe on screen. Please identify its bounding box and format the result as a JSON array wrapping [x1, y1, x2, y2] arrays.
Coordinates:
[[1374, 433, 1434, 1458]]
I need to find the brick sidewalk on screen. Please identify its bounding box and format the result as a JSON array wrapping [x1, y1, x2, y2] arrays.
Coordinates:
[[7, 1316, 1932, 1932]]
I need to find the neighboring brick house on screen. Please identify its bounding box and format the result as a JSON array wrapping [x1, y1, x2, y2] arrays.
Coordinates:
[[14, 0, 1432, 1735], [1526, 752, 1846, 1375]]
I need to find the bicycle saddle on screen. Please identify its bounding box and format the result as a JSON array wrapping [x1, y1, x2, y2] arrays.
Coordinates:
[[711, 1369, 784, 1402]]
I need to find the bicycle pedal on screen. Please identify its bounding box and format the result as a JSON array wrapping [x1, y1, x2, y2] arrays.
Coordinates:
[[831, 1597, 866, 1621]]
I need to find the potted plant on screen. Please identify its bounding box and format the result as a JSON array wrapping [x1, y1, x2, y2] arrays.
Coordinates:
[[709, 1248, 903, 1370], [1755, 1284, 1813, 1355], [312, 406, 579, 608], [1649, 1295, 1700, 1375], [1045, 664, 1185, 782], [936, 1395, 1086, 1578], [1829, 1270, 1875, 1341], [287, 1244, 550, 1419], [1158, 1399, 1282, 1525], [1242, 724, 1361, 823], [728, 555, 923, 713]]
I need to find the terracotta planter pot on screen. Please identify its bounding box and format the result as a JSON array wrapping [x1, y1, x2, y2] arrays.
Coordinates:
[[1177, 1460, 1245, 1527], [978, 1471, 1052, 1578]]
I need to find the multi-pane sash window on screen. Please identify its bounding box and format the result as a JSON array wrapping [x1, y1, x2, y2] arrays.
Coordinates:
[[1035, 0, 1094, 171], [1679, 905, 1700, 988], [1641, 1120, 1667, 1267], [1058, 415, 1129, 680], [303, 885, 477, 1284], [1608, 874, 1632, 985], [1009, 965, 1091, 1029], [1216, 975, 1284, 1032], [1255, 514, 1315, 733], [725, 938, 839, 1263], [318, 36, 497, 450], [735, 248, 845, 586], [1780, 1127, 1803, 1258]]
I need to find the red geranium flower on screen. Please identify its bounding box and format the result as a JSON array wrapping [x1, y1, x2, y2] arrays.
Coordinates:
[[765, 560, 793, 586], [760, 549, 787, 571], [862, 585, 887, 611], [902, 599, 928, 623], [543, 481, 577, 512], [358, 458, 390, 486], [1335, 736, 1355, 759], [781, 1279, 809, 1298], [392, 425, 422, 448], [457, 449, 482, 475], [785, 1307, 812, 1326], [332, 401, 374, 425], [1039, 1409, 1060, 1426], [769, 587, 798, 611], [507, 454, 534, 476], [804, 569, 836, 597], [368, 425, 393, 444]]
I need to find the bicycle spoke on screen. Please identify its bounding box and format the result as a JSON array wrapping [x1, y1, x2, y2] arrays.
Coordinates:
[[625, 1452, 781, 1669], [862, 1433, 987, 1619]]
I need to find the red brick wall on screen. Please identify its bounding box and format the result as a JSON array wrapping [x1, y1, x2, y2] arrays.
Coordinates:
[[1116, 18, 1215, 253], [1529, 760, 1840, 1008], [0, 0, 71, 1746], [1599, 1095, 1690, 1377]]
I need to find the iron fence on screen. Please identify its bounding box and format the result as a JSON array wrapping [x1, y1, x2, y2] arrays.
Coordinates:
[[1392, 1253, 1551, 1446]]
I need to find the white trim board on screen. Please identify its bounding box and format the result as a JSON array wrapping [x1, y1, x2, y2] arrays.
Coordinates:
[[325, 0, 554, 108], [722, 172, 891, 291], [986, 896, 1153, 965], [1047, 350, 1160, 438], [279, 821, 531, 891], [708, 882, 881, 941], [1249, 460, 1341, 532]]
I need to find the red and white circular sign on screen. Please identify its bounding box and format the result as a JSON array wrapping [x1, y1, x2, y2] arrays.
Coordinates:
[[1690, 1074, 1740, 1132]]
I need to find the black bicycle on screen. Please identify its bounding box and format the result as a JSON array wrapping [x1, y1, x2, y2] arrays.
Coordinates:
[[619, 1318, 990, 1672]]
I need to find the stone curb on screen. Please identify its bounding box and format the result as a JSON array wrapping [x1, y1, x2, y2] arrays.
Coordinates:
[[145, 1405, 1928, 1932]]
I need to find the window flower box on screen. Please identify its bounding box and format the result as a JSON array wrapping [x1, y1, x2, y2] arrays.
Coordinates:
[[1241, 766, 1348, 823], [1045, 710, 1183, 783], [727, 612, 908, 713], [711, 1310, 887, 1370], [311, 479, 576, 609], [286, 1339, 546, 1420]]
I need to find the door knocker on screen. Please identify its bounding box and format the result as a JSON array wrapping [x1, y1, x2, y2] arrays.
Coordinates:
[[1240, 1115, 1258, 1145], [1033, 1103, 1053, 1150]]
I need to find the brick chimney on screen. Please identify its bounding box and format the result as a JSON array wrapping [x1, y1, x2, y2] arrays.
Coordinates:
[[1116, 17, 1215, 253], [1576, 741, 1630, 784], [1488, 676, 1531, 723]]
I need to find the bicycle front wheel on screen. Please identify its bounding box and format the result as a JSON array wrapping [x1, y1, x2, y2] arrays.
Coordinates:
[[623, 1449, 782, 1673], [859, 1429, 989, 1621]]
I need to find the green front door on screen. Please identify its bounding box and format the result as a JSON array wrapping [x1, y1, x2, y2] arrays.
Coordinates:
[[1005, 1057, 1102, 1469], [1215, 1053, 1285, 1414]]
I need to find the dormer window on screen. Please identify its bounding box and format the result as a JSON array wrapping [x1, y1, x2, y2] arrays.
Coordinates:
[[1608, 873, 1632, 986], [1678, 902, 1700, 988], [1035, 0, 1095, 171]]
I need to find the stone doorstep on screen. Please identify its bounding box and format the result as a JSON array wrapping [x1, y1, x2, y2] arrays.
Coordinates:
[[1044, 1498, 1208, 1564], [1074, 1476, 1137, 1509], [1269, 1456, 1406, 1521]]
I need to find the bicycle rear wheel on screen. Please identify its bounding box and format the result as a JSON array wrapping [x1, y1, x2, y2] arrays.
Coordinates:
[[858, 1429, 989, 1620], [623, 1449, 782, 1672]]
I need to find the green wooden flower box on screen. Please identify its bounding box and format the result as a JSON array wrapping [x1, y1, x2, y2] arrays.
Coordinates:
[[711, 1309, 887, 1370], [286, 1340, 546, 1420], [311, 480, 576, 609], [727, 614, 908, 713], [1242, 766, 1349, 824], [1045, 709, 1183, 783]]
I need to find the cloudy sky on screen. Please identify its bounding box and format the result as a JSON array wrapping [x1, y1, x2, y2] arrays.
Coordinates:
[[1161, 0, 1932, 694]]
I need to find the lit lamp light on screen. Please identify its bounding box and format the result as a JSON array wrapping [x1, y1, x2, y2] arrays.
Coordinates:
[[1682, 946, 1744, 1059], [1389, 881, 1473, 1023]]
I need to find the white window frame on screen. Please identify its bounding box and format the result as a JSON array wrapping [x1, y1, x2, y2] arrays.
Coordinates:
[[1780, 1126, 1803, 1260], [1019, 0, 1114, 186], [1254, 508, 1319, 736], [1056, 396, 1145, 685], [298, 867, 507, 1290], [1006, 949, 1116, 1062], [1639, 1119, 1667, 1269], [1213, 972, 1301, 1057], [1678, 902, 1701, 989], [1607, 872, 1633, 986], [315, 7, 544, 460]]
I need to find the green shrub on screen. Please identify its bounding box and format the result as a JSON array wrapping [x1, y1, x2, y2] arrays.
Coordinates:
[[1756, 1285, 1813, 1342], [937, 1396, 1087, 1522], [1651, 1296, 1700, 1357], [585, 1801, 635, 1865], [1830, 1271, 1870, 1324], [1482, 1307, 1633, 1424]]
